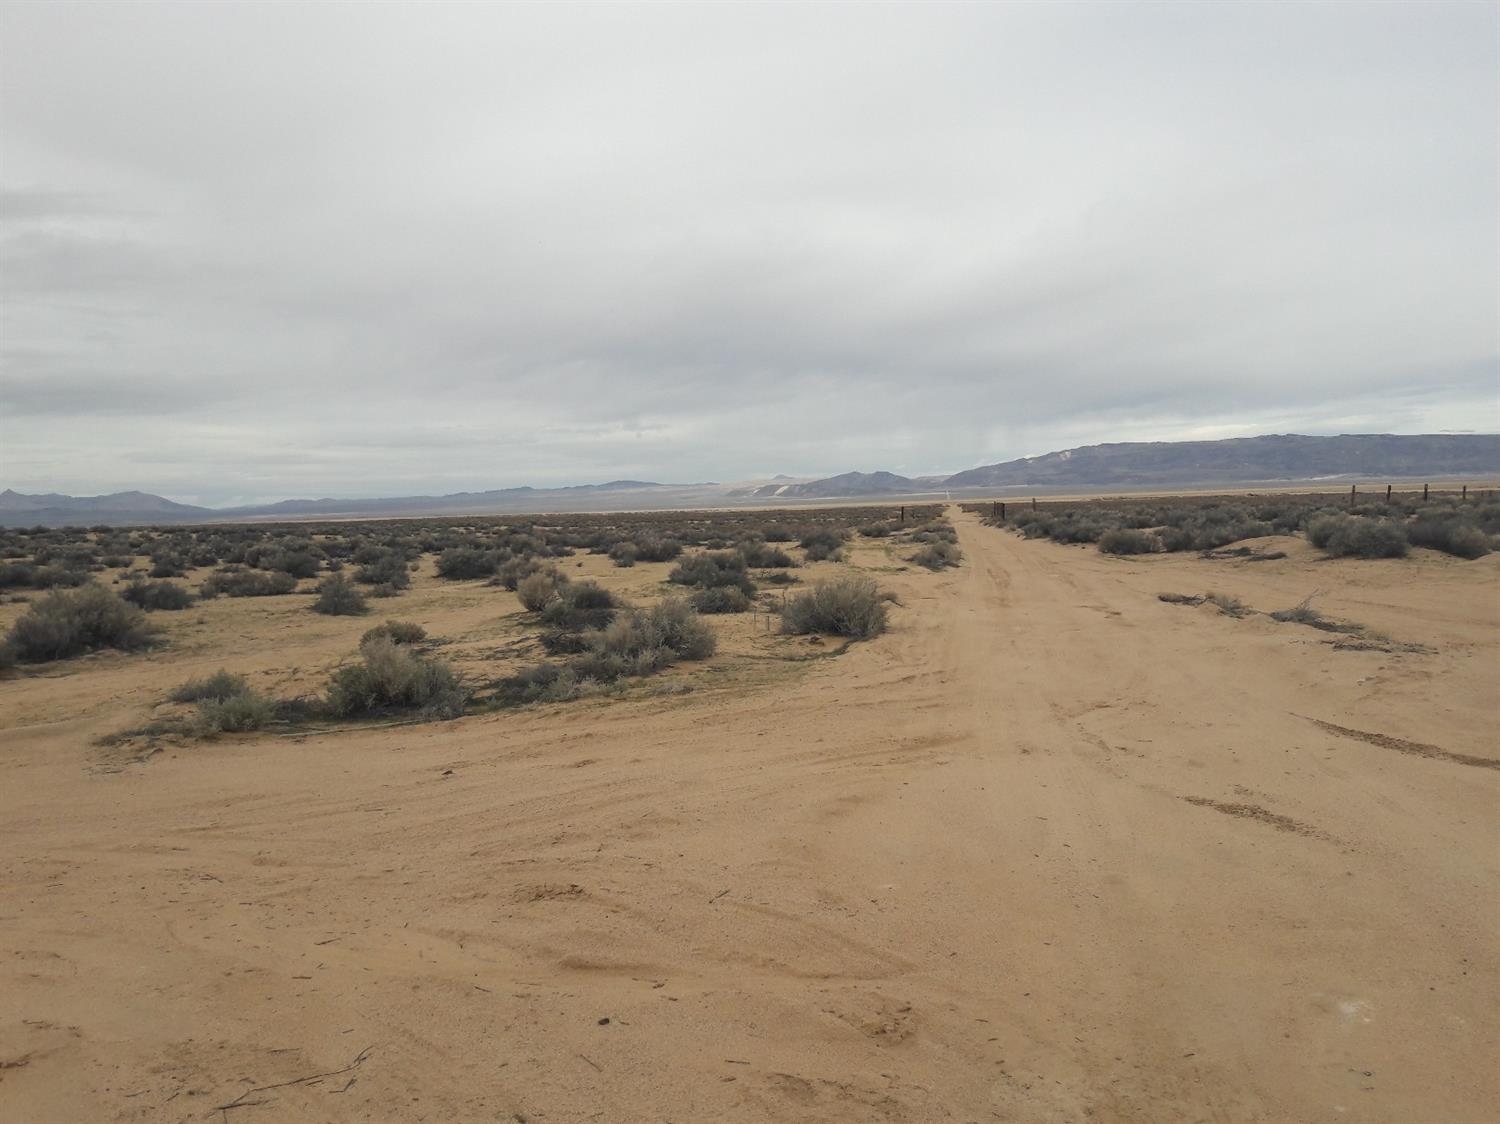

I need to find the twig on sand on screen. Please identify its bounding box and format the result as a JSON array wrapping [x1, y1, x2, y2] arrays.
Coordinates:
[[709, 888, 730, 903], [579, 1053, 603, 1072], [214, 1046, 373, 1112]]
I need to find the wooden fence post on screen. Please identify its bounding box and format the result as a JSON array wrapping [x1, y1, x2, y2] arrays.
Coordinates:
[[1000, 502, 1006, 519], [1462, 484, 1468, 500], [1350, 483, 1357, 507], [1386, 484, 1392, 503], [1032, 497, 1038, 511], [1423, 483, 1429, 502]]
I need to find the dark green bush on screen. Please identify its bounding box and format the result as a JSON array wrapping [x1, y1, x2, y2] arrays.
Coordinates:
[[539, 581, 619, 632], [799, 528, 846, 562], [312, 575, 369, 616], [354, 552, 411, 588], [4, 584, 160, 663], [691, 586, 753, 613], [669, 551, 755, 594], [1409, 517, 1491, 559], [436, 546, 500, 580], [200, 569, 298, 598], [121, 577, 195, 610], [1098, 529, 1158, 555], [633, 537, 683, 562], [1308, 516, 1409, 558], [740, 542, 796, 568]]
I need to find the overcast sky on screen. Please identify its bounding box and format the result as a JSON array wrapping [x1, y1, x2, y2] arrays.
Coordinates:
[[2, 1, 1496, 505]]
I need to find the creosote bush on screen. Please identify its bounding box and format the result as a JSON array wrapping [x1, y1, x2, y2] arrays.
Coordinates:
[[361, 620, 427, 646], [691, 585, 753, 613], [312, 574, 369, 616], [3, 584, 159, 663], [538, 580, 618, 631], [121, 577, 195, 610], [200, 569, 298, 598], [1098, 529, 1158, 556], [1307, 516, 1409, 559], [326, 636, 468, 719], [799, 528, 847, 562], [781, 574, 888, 639]]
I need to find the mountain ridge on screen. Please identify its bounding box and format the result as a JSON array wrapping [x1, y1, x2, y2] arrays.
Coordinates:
[[5, 434, 1497, 526]]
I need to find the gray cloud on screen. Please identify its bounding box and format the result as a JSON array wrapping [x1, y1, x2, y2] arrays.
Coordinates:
[[1, 1, 1495, 504]]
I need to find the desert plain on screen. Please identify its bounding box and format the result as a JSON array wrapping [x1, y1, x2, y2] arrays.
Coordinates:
[[1, 505, 1497, 1123]]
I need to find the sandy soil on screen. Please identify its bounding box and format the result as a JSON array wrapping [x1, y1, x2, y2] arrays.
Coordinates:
[[2, 508, 1497, 1122]]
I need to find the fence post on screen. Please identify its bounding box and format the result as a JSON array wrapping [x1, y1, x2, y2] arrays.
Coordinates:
[[992, 501, 998, 518], [1386, 484, 1392, 503], [1350, 483, 1357, 508], [900, 505, 905, 524], [1462, 484, 1468, 500], [1000, 502, 1006, 519], [1423, 483, 1429, 502], [1032, 497, 1038, 511]]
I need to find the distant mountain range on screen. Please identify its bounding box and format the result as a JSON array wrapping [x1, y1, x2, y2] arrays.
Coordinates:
[[5, 433, 1497, 526]]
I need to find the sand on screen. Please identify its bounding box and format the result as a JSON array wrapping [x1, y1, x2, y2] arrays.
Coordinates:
[[2, 508, 1497, 1122]]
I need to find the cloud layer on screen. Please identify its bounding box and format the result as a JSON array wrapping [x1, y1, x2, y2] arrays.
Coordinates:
[[2, 2, 1495, 504]]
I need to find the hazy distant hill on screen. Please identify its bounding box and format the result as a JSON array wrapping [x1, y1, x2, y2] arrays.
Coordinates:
[[745, 470, 941, 499], [0, 489, 212, 527], [6, 434, 1497, 526], [942, 434, 1500, 489]]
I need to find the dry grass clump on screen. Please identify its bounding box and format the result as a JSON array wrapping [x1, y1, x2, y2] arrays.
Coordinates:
[[497, 596, 715, 704], [194, 691, 276, 735], [166, 669, 276, 736], [909, 540, 963, 570], [2, 584, 160, 664], [781, 574, 888, 639], [517, 569, 568, 611], [170, 669, 250, 703]]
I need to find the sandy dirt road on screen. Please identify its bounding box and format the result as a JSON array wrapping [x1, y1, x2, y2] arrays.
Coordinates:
[[3, 509, 1497, 1122]]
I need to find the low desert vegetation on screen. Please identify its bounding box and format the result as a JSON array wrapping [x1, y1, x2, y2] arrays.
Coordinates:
[[972, 490, 1495, 561], [312, 574, 369, 616], [2, 583, 159, 664], [120, 577, 195, 610], [493, 596, 715, 705], [910, 540, 963, 570], [325, 635, 469, 720], [781, 574, 889, 639], [361, 620, 427, 646], [200, 568, 298, 598]]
